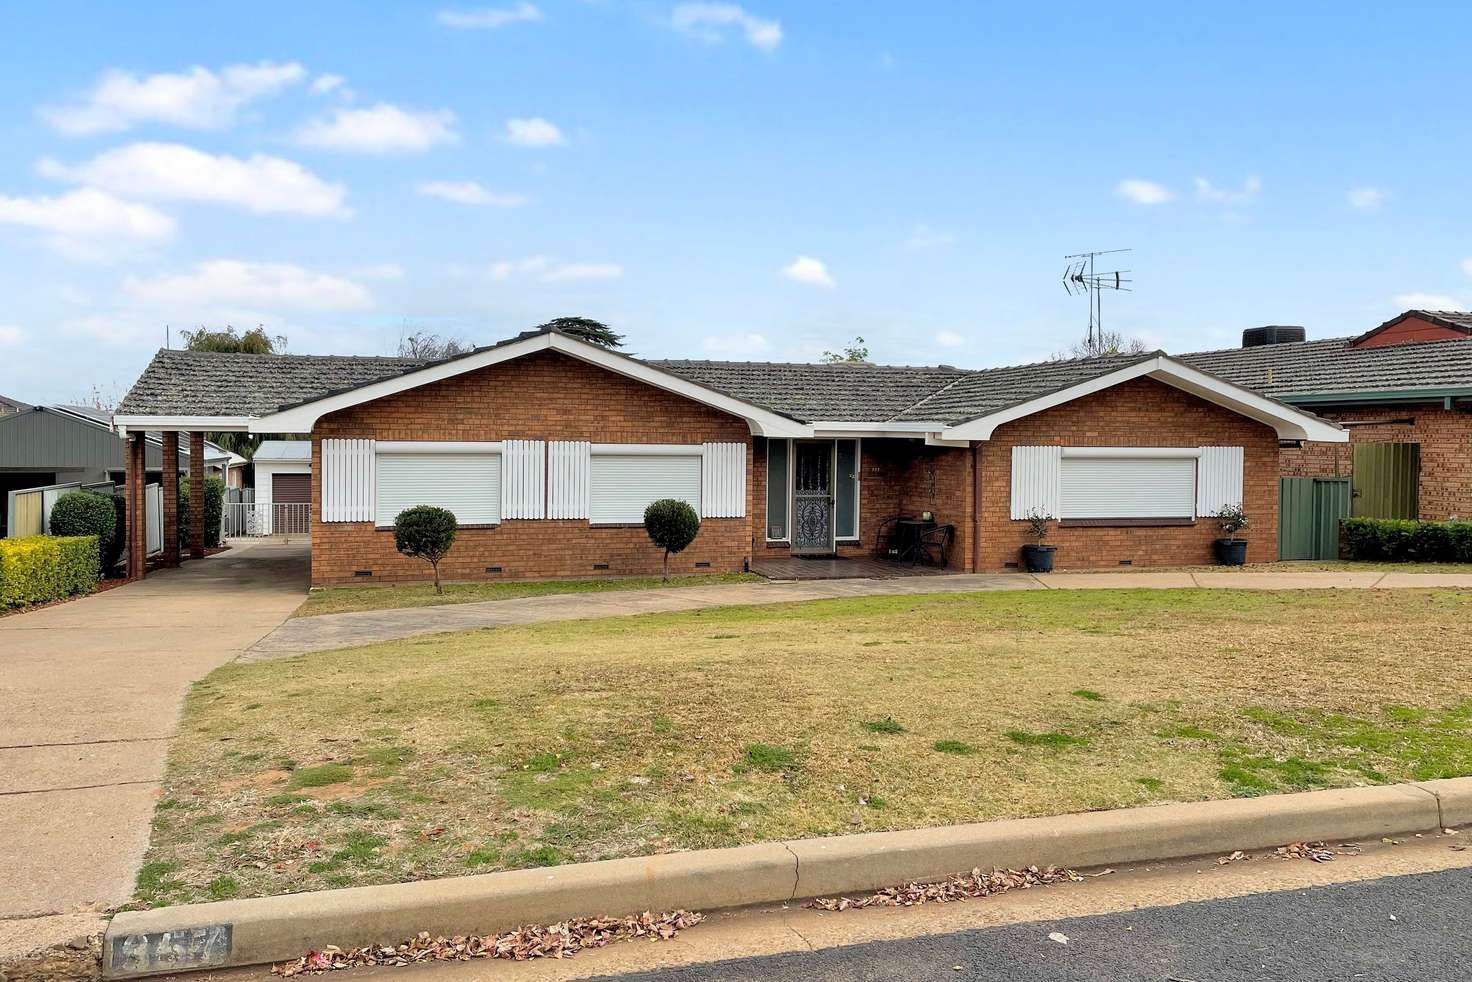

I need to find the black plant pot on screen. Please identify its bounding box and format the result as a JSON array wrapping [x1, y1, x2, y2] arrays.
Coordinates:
[[1214, 538, 1248, 566], [1021, 543, 1056, 573]]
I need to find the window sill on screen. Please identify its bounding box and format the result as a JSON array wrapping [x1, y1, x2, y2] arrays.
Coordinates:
[[375, 523, 501, 531], [1056, 517, 1196, 528]]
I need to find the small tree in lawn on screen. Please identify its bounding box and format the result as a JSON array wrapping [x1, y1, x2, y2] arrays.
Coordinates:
[[643, 498, 700, 582], [393, 506, 457, 594]]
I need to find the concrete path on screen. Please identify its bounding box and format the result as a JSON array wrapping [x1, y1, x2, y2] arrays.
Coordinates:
[[0, 540, 308, 959], [246, 566, 1472, 661]]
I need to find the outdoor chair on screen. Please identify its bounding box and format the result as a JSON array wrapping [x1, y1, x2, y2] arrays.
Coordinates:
[[914, 523, 955, 568], [872, 515, 910, 561]]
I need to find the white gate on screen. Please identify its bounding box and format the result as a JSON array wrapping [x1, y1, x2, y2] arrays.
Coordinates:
[[145, 483, 163, 555]]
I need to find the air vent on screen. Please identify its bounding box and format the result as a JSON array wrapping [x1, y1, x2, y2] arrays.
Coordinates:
[[1004, 561, 1019, 570], [694, 561, 711, 569], [353, 570, 372, 577], [1118, 559, 1133, 566], [485, 566, 503, 574], [592, 562, 610, 570], [1242, 325, 1306, 348]]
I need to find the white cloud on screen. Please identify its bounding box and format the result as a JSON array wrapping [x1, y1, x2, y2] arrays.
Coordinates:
[[1194, 175, 1261, 204], [1462, 258, 1472, 278], [935, 330, 965, 347], [781, 255, 835, 288], [0, 324, 25, 346], [1347, 186, 1387, 210], [904, 223, 957, 251], [1115, 179, 1174, 205], [1393, 292, 1463, 311], [43, 61, 305, 135], [702, 333, 770, 356], [488, 256, 622, 283], [416, 180, 529, 207], [310, 73, 351, 97], [437, 3, 542, 29], [672, 3, 782, 50], [504, 117, 566, 147], [123, 260, 373, 312], [295, 104, 459, 154], [0, 187, 175, 260], [39, 143, 349, 217]]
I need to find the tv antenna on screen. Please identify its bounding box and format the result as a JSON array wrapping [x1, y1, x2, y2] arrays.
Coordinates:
[[1062, 248, 1132, 349]]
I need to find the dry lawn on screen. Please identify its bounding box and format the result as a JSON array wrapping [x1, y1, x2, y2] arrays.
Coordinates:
[[138, 587, 1472, 907]]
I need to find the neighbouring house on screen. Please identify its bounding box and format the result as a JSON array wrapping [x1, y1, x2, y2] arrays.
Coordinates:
[[250, 440, 312, 534], [113, 328, 1343, 585], [0, 393, 27, 417], [1184, 310, 1472, 526], [0, 403, 240, 537]]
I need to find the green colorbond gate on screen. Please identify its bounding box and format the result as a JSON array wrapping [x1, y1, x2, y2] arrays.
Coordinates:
[[1351, 443, 1420, 519], [1278, 477, 1351, 560]]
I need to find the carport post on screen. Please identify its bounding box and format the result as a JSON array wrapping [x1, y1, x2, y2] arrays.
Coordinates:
[[160, 431, 180, 568], [189, 431, 206, 560], [124, 431, 148, 580]]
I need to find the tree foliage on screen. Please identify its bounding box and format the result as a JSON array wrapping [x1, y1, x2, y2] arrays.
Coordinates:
[[820, 336, 869, 363], [180, 325, 286, 354], [643, 498, 700, 581], [535, 316, 625, 348], [393, 505, 458, 594], [399, 331, 473, 361], [1054, 329, 1149, 360], [48, 490, 123, 572]]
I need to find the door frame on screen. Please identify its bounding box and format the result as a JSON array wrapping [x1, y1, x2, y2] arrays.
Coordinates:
[[790, 439, 837, 556]]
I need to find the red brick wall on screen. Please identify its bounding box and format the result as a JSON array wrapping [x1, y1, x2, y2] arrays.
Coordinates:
[[1279, 403, 1472, 520], [977, 378, 1281, 570], [751, 438, 973, 570], [310, 350, 753, 585], [1354, 317, 1469, 348]]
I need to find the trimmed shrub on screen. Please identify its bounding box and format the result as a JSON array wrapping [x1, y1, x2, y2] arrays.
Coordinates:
[[644, 498, 701, 581], [178, 476, 226, 548], [49, 490, 123, 573], [1341, 517, 1472, 563], [0, 535, 99, 610], [393, 505, 458, 593]]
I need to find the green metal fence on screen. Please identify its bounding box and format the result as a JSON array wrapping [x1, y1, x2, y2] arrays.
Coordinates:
[[1279, 476, 1351, 561], [1351, 442, 1420, 519]]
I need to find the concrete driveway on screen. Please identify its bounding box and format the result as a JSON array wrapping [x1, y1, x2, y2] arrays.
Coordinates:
[[0, 540, 307, 960]]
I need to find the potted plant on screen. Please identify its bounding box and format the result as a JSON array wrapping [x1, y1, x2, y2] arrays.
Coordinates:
[[1213, 503, 1250, 566], [1021, 509, 1056, 573]]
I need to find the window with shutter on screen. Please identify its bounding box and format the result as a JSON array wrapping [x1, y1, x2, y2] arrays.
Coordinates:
[[375, 451, 501, 527], [589, 453, 701, 524], [1058, 456, 1196, 519]]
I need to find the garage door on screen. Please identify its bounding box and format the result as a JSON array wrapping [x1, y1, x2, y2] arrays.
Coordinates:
[[272, 473, 310, 534]]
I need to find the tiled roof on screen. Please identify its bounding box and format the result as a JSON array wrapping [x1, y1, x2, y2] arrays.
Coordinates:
[[645, 359, 972, 423], [889, 352, 1155, 423], [118, 349, 427, 416], [1181, 336, 1472, 398]]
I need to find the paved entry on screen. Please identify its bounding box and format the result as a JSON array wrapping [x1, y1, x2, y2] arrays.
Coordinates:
[[0, 540, 307, 959]]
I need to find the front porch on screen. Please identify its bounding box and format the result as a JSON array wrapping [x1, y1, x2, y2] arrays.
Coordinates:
[[750, 554, 958, 580]]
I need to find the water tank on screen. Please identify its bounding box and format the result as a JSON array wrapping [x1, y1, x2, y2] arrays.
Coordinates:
[[1242, 325, 1306, 347]]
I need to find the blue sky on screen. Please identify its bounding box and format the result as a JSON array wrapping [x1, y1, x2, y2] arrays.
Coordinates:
[[2, 1, 1470, 405]]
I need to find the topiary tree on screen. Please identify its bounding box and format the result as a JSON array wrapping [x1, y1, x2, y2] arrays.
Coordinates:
[[48, 490, 119, 576], [643, 498, 700, 581], [393, 505, 458, 594]]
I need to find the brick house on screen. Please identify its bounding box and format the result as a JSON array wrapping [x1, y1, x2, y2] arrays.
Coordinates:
[[1185, 310, 1472, 523], [114, 327, 1342, 585]]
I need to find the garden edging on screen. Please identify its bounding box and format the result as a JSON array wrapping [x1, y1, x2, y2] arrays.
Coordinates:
[[103, 777, 1472, 978]]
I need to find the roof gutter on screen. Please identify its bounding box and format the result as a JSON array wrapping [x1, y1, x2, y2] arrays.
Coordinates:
[[1280, 387, 1472, 406], [114, 415, 255, 437]]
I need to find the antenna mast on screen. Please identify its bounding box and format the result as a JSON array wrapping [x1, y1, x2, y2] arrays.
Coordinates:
[[1062, 248, 1132, 350]]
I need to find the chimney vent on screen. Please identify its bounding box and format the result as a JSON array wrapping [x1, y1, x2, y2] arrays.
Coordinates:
[[1243, 325, 1306, 348]]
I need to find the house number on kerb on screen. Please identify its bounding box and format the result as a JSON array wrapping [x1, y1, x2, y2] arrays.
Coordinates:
[[110, 923, 232, 975]]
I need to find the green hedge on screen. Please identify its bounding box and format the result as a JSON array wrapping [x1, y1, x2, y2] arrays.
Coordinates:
[[0, 535, 100, 610], [178, 476, 225, 549], [1341, 517, 1472, 563], [48, 490, 124, 573]]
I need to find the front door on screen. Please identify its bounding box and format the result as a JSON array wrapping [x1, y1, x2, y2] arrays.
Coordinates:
[[791, 441, 835, 555]]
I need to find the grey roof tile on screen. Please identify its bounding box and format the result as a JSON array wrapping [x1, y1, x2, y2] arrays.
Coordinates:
[[1181, 335, 1472, 398], [888, 352, 1155, 423]]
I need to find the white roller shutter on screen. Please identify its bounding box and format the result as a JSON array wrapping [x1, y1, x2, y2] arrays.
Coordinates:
[[1196, 446, 1244, 516], [590, 454, 701, 524], [321, 438, 376, 522], [376, 451, 501, 527], [548, 441, 591, 519], [502, 439, 546, 519], [700, 442, 746, 518], [1059, 456, 1195, 519], [1010, 446, 1062, 520]]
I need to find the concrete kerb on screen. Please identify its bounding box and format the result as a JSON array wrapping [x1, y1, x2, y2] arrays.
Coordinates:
[[102, 778, 1469, 978]]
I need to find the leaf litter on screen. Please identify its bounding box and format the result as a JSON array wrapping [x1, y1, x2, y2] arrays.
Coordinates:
[[806, 865, 1079, 911], [271, 910, 704, 976]]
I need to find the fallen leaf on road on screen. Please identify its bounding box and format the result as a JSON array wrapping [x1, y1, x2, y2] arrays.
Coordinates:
[[1048, 931, 1069, 945], [1275, 841, 1334, 862], [271, 910, 705, 975], [1216, 851, 1248, 865], [806, 866, 1079, 911]]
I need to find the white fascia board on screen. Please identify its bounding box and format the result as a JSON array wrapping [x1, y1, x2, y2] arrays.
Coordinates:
[[115, 415, 255, 437], [249, 332, 812, 438], [924, 434, 971, 448], [939, 356, 1349, 443]]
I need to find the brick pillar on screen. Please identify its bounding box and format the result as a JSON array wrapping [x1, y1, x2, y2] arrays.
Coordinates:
[[125, 431, 148, 579], [160, 431, 180, 568], [189, 431, 206, 559]]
